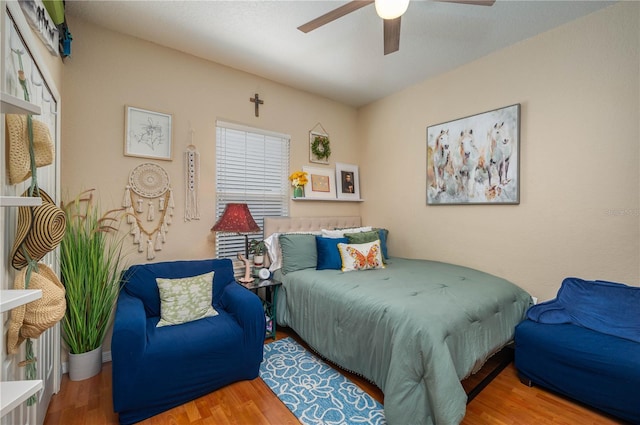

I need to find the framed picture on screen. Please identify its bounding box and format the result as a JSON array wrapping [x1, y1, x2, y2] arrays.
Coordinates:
[[125, 106, 173, 160], [426, 103, 520, 205], [335, 162, 360, 200], [309, 131, 331, 164], [302, 166, 336, 199]]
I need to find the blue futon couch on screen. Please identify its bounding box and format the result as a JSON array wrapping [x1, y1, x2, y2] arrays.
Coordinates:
[[111, 259, 266, 425], [515, 277, 640, 424]]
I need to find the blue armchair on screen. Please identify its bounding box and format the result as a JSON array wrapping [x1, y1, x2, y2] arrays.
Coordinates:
[[111, 258, 265, 425]]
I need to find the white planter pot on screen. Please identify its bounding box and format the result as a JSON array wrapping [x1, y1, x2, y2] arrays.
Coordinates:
[[253, 255, 264, 267], [68, 345, 102, 381]]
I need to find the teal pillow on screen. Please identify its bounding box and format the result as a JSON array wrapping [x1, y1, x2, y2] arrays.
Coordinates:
[[279, 234, 317, 274], [345, 229, 389, 260]]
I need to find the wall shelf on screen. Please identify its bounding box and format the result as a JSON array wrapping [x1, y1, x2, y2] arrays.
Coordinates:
[[292, 198, 364, 202], [1, 92, 41, 115], [0, 381, 44, 418], [0, 290, 43, 313], [0, 196, 43, 207]]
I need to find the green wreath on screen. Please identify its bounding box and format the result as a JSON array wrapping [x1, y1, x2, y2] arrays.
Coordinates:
[[311, 135, 331, 160]]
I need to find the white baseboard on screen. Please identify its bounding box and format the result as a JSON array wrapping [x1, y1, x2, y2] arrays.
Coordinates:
[[61, 350, 112, 374]]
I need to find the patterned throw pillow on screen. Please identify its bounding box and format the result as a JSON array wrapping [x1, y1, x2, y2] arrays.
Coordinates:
[[156, 271, 218, 327], [337, 240, 385, 272]]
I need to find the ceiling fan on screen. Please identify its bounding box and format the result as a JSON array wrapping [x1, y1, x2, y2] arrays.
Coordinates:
[[298, 0, 495, 55]]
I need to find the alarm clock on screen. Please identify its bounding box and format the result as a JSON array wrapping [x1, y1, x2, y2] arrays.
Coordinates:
[[258, 268, 271, 280]]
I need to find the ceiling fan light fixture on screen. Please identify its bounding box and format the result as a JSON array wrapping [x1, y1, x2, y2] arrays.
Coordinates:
[[375, 0, 410, 20]]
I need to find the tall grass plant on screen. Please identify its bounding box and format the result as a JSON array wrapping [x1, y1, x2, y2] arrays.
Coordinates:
[[60, 189, 127, 354]]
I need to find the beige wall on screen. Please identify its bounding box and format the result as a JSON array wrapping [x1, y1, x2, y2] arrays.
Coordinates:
[[62, 3, 639, 355], [358, 2, 640, 302], [62, 18, 361, 265], [61, 18, 364, 357]]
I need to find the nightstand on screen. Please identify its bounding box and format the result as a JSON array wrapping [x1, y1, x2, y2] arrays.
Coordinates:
[[239, 279, 282, 340]]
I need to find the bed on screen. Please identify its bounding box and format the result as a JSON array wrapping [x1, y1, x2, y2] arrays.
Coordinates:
[[264, 217, 532, 425]]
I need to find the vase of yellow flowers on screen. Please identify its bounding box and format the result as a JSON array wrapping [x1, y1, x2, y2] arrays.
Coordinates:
[[289, 171, 308, 198]]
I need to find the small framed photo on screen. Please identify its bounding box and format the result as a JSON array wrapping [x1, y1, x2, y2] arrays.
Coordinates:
[[335, 163, 360, 200], [302, 166, 336, 199], [125, 106, 173, 161]]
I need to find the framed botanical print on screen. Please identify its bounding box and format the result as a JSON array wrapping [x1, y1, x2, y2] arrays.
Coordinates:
[[125, 106, 173, 160]]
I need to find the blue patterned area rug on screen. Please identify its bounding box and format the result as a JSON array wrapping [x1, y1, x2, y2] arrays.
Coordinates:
[[260, 337, 386, 425]]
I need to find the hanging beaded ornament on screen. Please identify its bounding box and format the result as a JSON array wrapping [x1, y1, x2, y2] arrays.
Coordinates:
[[184, 129, 200, 221]]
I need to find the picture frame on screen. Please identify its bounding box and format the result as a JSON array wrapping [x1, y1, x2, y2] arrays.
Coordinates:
[[302, 165, 336, 199], [309, 131, 331, 164], [426, 103, 520, 205], [125, 106, 173, 161], [335, 162, 360, 200]]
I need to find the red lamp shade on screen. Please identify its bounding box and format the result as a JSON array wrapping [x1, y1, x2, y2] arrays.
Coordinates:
[[211, 203, 260, 234]]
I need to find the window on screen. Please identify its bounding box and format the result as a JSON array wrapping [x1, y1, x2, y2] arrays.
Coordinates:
[[215, 121, 290, 259]]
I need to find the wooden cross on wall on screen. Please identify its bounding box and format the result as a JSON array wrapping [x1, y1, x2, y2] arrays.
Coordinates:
[[250, 93, 264, 117]]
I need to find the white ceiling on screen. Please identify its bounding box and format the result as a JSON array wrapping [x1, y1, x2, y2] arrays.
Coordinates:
[[65, 0, 614, 108]]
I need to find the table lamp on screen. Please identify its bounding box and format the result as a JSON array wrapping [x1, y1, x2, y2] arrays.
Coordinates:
[[211, 203, 260, 283]]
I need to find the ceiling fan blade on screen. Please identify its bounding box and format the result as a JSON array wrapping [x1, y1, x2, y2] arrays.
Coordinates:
[[435, 0, 495, 6], [298, 0, 374, 33], [383, 17, 401, 55]]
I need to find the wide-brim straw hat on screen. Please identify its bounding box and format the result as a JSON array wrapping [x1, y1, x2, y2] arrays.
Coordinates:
[[6, 263, 66, 355], [11, 189, 66, 270], [6, 114, 55, 185]]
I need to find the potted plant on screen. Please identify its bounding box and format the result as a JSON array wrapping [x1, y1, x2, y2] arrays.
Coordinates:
[[249, 239, 266, 267], [59, 189, 127, 381]]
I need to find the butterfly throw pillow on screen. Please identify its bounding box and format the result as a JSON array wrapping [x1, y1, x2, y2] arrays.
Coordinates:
[[337, 240, 385, 272]]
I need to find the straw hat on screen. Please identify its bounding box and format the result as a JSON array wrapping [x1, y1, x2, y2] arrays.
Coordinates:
[[11, 189, 66, 270], [6, 114, 55, 185], [6, 263, 66, 355]]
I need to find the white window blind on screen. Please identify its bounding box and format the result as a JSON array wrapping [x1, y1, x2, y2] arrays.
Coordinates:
[[215, 121, 290, 259]]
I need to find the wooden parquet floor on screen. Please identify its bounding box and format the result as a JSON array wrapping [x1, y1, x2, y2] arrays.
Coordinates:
[[44, 327, 625, 425]]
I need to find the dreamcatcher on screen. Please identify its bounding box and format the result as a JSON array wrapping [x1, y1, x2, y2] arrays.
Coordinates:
[[122, 163, 174, 260]]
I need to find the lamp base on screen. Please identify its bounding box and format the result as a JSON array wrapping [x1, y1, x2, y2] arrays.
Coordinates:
[[237, 277, 254, 283], [236, 253, 254, 284]]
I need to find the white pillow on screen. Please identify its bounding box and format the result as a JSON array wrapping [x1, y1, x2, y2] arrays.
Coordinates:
[[264, 232, 282, 272], [321, 226, 373, 239], [264, 231, 321, 272], [337, 240, 385, 272], [156, 271, 218, 327]]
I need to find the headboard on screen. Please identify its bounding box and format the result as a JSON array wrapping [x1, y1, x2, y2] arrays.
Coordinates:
[[264, 216, 361, 238]]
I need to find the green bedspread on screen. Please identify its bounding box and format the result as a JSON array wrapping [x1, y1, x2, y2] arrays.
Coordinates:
[[276, 257, 532, 425]]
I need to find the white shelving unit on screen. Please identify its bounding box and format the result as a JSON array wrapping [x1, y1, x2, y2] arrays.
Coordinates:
[[1, 92, 42, 115], [1, 85, 44, 418], [0, 289, 42, 313], [1, 91, 43, 219], [0, 381, 43, 418], [0, 196, 43, 207], [0, 289, 44, 418]]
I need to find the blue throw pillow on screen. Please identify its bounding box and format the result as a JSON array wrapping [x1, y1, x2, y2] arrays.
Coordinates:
[[376, 228, 389, 260], [316, 236, 348, 270]]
